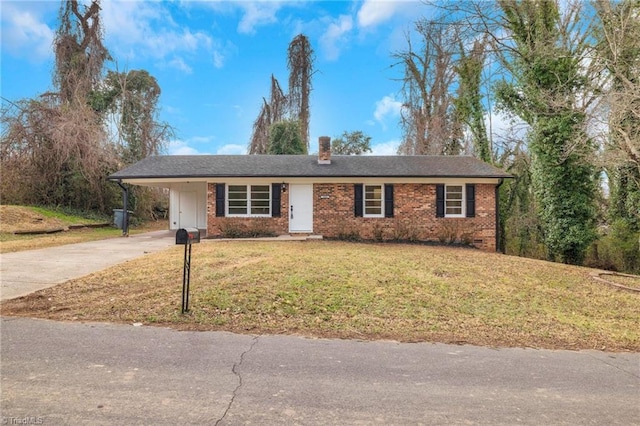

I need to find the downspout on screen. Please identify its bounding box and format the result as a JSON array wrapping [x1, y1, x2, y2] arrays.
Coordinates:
[[116, 180, 129, 237], [495, 178, 504, 253]]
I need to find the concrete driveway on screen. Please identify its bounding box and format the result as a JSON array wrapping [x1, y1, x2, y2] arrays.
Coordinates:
[[0, 231, 175, 301]]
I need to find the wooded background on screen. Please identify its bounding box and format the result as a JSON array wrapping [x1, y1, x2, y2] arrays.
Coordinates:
[[1, 0, 638, 273]]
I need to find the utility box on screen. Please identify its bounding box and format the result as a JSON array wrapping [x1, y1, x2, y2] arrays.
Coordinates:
[[113, 209, 133, 230], [176, 228, 200, 245]]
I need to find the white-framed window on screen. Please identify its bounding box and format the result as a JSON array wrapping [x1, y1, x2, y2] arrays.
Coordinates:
[[364, 184, 384, 217], [445, 184, 464, 217], [227, 184, 271, 217]]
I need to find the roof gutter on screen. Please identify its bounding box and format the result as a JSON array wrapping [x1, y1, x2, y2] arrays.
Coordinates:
[[108, 174, 513, 181]]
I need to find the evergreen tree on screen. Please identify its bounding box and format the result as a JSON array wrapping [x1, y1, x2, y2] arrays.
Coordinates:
[[331, 131, 372, 155], [267, 120, 307, 155]]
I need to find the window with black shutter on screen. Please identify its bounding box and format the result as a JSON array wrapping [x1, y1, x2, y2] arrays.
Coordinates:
[[384, 184, 394, 218], [272, 183, 281, 217], [215, 183, 225, 217], [354, 184, 363, 217], [466, 184, 475, 218], [436, 184, 445, 218]]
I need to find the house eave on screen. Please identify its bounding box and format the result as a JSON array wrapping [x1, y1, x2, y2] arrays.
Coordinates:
[[110, 175, 510, 187]]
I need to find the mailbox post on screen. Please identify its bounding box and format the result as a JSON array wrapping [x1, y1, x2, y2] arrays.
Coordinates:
[[176, 228, 200, 313]]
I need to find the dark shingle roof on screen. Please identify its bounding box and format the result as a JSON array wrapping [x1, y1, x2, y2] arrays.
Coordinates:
[[109, 155, 511, 180]]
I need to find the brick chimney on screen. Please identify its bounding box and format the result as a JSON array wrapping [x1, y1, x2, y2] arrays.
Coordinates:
[[318, 136, 331, 164]]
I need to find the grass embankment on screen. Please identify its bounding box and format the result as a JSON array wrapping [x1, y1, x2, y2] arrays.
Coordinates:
[[0, 205, 167, 253], [2, 240, 638, 351]]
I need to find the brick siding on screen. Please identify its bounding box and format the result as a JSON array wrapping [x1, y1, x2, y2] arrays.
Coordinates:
[[207, 183, 289, 237], [207, 182, 497, 251]]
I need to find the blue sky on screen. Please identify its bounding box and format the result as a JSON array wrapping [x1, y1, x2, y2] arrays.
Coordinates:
[[1, 0, 436, 156]]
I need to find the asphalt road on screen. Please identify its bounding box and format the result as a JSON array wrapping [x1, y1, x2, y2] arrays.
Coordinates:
[[1, 317, 638, 425]]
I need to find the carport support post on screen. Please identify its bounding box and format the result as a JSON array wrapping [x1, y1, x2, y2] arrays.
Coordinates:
[[116, 180, 130, 237]]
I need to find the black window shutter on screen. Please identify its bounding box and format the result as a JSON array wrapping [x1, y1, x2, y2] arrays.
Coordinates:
[[466, 184, 476, 218], [354, 184, 363, 217], [215, 183, 225, 217], [384, 184, 394, 218], [436, 184, 445, 218], [271, 183, 281, 217]]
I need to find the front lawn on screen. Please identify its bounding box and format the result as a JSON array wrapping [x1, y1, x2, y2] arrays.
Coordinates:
[[2, 240, 638, 351]]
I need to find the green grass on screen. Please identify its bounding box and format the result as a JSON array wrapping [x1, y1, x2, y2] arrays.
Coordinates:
[[0, 205, 167, 253], [3, 240, 638, 351], [29, 205, 109, 225]]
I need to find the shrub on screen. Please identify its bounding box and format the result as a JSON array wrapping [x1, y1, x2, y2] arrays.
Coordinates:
[[391, 220, 409, 241], [436, 221, 477, 246], [218, 220, 247, 238], [390, 219, 420, 242], [585, 220, 640, 274], [246, 219, 277, 238], [336, 225, 361, 242], [218, 219, 277, 238], [372, 222, 385, 242]]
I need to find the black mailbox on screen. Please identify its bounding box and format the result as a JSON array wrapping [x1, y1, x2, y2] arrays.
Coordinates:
[[176, 228, 200, 245]]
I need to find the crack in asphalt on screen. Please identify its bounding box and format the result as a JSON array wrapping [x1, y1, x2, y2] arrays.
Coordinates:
[[215, 335, 259, 426], [586, 352, 640, 379]]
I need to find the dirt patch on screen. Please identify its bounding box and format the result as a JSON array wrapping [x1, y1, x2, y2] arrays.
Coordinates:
[[0, 206, 67, 233]]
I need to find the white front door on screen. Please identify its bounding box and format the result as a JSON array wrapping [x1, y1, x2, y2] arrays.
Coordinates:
[[179, 191, 197, 228], [289, 184, 313, 233]]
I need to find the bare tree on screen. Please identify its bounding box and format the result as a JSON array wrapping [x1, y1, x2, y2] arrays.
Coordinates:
[[249, 99, 271, 154], [248, 34, 315, 154], [54, 0, 109, 105], [248, 75, 286, 154], [595, 0, 640, 168], [1, 0, 116, 212], [1, 94, 116, 211], [594, 0, 640, 231], [269, 74, 287, 124], [104, 69, 171, 164], [287, 34, 314, 151], [395, 21, 460, 155], [455, 37, 491, 162]]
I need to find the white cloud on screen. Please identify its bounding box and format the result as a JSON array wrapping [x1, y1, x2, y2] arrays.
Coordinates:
[[168, 139, 202, 155], [216, 144, 246, 155], [101, 1, 218, 72], [357, 0, 430, 32], [213, 51, 225, 68], [357, 0, 404, 28], [168, 137, 216, 155], [168, 57, 193, 74], [485, 110, 529, 145], [191, 136, 214, 144], [237, 2, 283, 34], [319, 15, 353, 61], [368, 140, 400, 155], [211, 40, 237, 69], [168, 137, 244, 156], [194, 1, 285, 34], [373, 94, 402, 129], [1, 3, 55, 62]]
